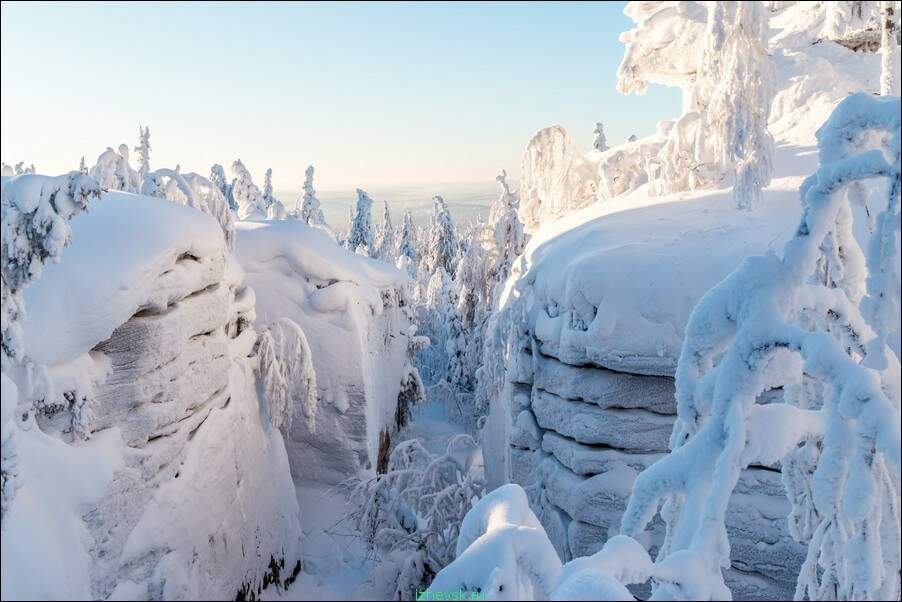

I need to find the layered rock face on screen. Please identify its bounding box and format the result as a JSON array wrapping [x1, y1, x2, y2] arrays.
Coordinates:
[[19, 193, 302, 600], [505, 343, 805, 600], [236, 219, 416, 486]]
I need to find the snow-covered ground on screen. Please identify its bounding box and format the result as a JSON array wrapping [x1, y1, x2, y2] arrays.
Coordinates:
[[263, 398, 471, 601]]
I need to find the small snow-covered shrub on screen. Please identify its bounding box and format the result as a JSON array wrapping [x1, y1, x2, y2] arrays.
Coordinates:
[[345, 434, 485, 600]]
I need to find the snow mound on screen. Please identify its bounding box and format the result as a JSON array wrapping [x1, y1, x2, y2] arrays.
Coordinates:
[[23, 191, 226, 366], [505, 144, 820, 375]]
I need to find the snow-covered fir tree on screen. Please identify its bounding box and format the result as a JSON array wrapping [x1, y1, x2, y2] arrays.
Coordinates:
[[262, 167, 275, 207], [375, 200, 396, 262], [89, 146, 139, 192], [487, 169, 527, 297], [347, 188, 376, 257], [209, 163, 235, 211], [298, 165, 325, 227], [262, 168, 287, 219], [701, 1, 776, 210], [135, 125, 151, 182], [423, 195, 458, 277], [231, 159, 267, 220], [592, 121, 609, 152], [78, 156, 88, 175]]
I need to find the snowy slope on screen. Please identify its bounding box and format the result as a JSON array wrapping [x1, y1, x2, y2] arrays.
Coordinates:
[[3, 192, 302, 600], [236, 219, 415, 485]]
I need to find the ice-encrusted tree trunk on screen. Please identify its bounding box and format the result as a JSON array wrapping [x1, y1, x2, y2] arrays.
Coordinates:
[[297, 165, 325, 226], [1, 172, 101, 522], [619, 93, 901, 601], [231, 159, 267, 220], [592, 122, 609, 152], [617, 1, 709, 196], [135, 125, 151, 182], [881, 0, 901, 96], [348, 188, 376, 257], [424, 195, 458, 276], [376, 200, 396, 262], [700, 1, 776, 210]]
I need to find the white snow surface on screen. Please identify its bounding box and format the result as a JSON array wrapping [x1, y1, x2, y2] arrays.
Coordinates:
[[504, 144, 821, 375], [22, 191, 226, 366], [235, 219, 412, 485]]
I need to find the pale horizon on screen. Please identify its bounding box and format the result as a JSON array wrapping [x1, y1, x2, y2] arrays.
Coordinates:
[[1, 1, 680, 191]]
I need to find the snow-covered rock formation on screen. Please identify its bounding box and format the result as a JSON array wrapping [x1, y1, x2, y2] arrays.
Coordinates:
[[3, 191, 301, 600], [235, 218, 420, 485], [482, 3, 893, 600]]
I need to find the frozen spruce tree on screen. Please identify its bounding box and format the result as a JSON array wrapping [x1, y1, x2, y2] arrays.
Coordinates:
[[424, 195, 458, 276], [398, 211, 418, 262], [375, 200, 396, 262], [262, 167, 275, 207], [298, 165, 325, 226], [348, 188, 376, 257], [262, 168, 287, 219], [78, 156, 88, 175], [701, 1, 776, 210], [488, 170, 527, 296], [231, 159, 267, 220], [89, 146, 139, 192], [396, 211, 419, 278], [1, 172, 101, 521], [134, 125, 151, 181], [592, 122, 609, 152], [210, 163, 235, 211], [881, 0, 901, 96]]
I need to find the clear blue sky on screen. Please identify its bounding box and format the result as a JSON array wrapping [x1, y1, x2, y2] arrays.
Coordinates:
[[1, 1, 680, 190]]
